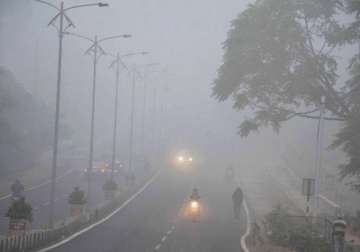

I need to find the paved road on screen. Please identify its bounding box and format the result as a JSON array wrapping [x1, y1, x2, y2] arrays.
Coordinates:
[[45, 165, 246, 252], [0, 164, 110, 235]]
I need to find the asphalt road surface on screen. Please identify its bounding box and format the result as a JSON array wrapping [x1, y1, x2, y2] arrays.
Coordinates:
[[0, 165, 111, 235], [45, 165, 246, 252]]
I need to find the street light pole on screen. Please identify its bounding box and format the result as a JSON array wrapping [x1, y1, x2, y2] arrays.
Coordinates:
[[88, 35, 98, 206], [110, 53, 121, 179], [135, 63, 160, 158], [141, 73, 147, 156], [34, 0, 108, 228], [109, 52, 148, 178], [62, 32, 131, 203], [49, 1, 64, 229], [128, 70, 136, 179]]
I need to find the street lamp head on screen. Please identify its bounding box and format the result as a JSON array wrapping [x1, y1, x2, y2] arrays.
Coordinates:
[[98, 3, 109, 7], [123, 34, 132, 38], [141, 51, 149, 55]]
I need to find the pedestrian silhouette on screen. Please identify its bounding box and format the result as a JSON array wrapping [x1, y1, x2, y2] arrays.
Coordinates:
[[232, 187, 243, 219]]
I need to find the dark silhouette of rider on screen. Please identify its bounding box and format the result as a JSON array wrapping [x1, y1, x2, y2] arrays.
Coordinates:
[[232, 187, 243, 219], [190, 188, 200, 201]]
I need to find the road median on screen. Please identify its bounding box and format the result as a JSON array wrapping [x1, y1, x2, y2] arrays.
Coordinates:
[[0, 169, 160, 252]]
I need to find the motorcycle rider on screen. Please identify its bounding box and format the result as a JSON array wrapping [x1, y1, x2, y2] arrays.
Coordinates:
[[190, 188, 200, 201], [189, 188, 201, 222], [232, 186, 243, 219]]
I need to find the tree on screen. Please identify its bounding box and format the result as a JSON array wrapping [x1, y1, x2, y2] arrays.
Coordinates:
[[0, 67, 69, 175], [213, 0, 360, 190], [102, 179, 118, 192]]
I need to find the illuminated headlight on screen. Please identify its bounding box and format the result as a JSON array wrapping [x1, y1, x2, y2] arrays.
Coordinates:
[[188, 157, 193, 162], [191, 201, 199, 210], [178, 156, 184, 162]]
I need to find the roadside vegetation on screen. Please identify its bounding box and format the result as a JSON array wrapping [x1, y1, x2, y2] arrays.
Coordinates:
[[0, 67, 52, 175], [6, 197, 33, 223], [213, 0, 360, 191], [263, 205, 330, 252]]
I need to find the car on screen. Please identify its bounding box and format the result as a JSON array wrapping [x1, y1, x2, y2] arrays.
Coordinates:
[[85, 160, 126, 175], [175, 152, 193, 166], [83, 161, 116, 175]]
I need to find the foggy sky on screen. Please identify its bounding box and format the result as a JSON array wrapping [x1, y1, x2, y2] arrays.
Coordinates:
[[0, 0, 344, 176]]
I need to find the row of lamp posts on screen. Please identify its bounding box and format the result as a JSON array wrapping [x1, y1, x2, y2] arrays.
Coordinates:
[[33, 0, 161, 228]]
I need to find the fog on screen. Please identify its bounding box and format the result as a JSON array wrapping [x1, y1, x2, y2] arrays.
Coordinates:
[[0, 1, 359, 251], [1, 0, 258, 161], [0, 0, 355, 213]]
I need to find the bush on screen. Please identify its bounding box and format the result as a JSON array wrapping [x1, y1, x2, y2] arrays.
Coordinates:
[[265, 205, 291, 247], [350, 210, 360, 232], [102, 179, 118, 191], [288, 225, 330, 252], [68, 187, 87, 205], [265, 205, 330, 252], [6, 197, 33, 222]]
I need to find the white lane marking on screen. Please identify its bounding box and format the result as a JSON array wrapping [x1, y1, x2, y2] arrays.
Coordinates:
[[240, 199, 251, 252], [234, 177, 251, 252], [43, 202, 50, 207], [0, 169, 74, 201], [153, 224, 176, 251], [34, 206, 39, 211], [37, 171, 160, 252], [318, 194, 340, 208]]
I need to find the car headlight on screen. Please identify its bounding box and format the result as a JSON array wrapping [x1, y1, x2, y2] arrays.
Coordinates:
[[178, 156, 184, 162], [188, 157, 193, 162]]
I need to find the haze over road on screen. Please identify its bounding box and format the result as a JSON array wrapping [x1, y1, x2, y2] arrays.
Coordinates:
[[44, 165, 246, 252]]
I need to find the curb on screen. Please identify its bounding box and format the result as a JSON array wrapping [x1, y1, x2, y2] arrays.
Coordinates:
[[240, 199, 251, 252], [37, 170, 160, 252]]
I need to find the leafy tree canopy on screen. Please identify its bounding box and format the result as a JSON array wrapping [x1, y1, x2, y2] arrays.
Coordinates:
[[213, 0, 360, 190]]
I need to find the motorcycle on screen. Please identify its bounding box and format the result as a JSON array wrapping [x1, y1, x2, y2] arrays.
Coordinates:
[[188, 199, 201, 222]]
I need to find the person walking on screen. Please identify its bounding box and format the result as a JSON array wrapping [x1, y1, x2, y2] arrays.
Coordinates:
[[232, 187, 243, 219]]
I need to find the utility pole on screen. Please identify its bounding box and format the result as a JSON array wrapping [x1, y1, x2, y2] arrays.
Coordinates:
[[315, 96, 325, 215]]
